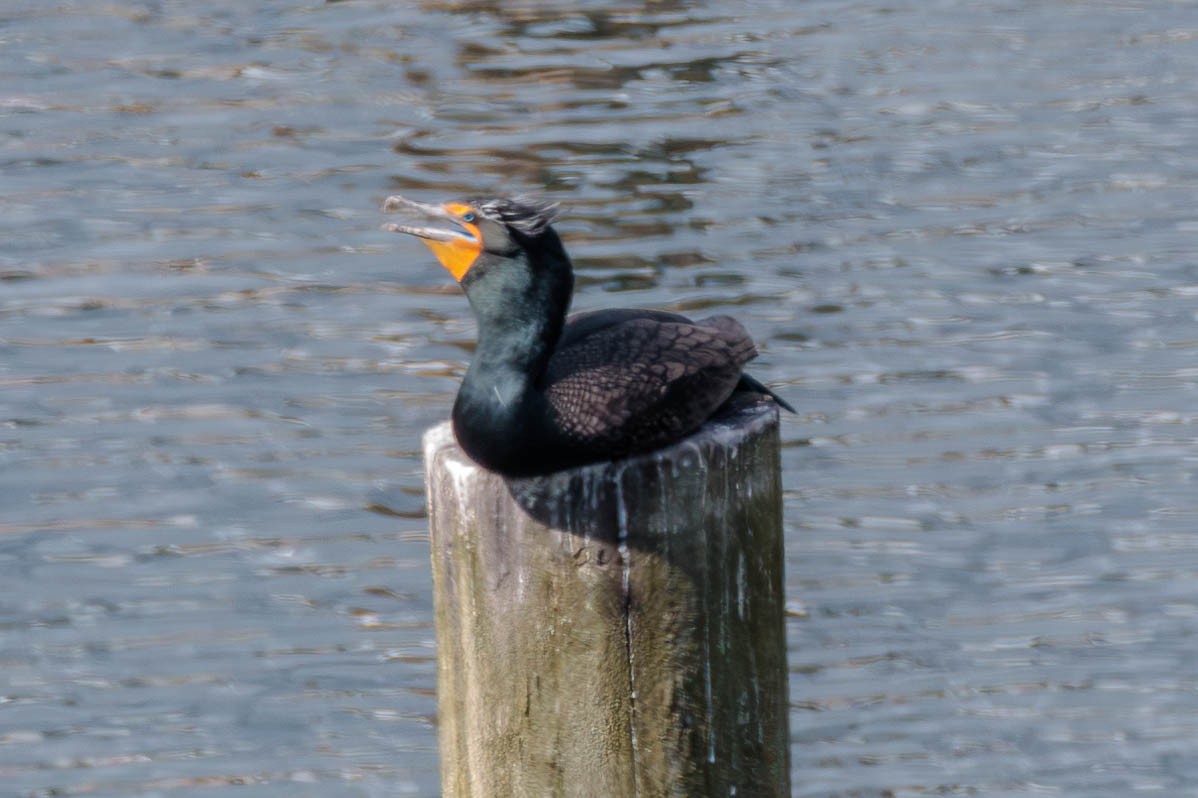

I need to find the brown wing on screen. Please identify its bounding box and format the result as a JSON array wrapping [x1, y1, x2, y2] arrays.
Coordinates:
[[542, 313, 757, 457]]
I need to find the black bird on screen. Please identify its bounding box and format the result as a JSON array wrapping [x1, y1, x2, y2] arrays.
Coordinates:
[[383, 194, 793, 477]]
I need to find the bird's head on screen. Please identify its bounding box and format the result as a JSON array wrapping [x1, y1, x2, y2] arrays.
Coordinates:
[[382, 193, 574, 351], [381, 194, 561, 284]]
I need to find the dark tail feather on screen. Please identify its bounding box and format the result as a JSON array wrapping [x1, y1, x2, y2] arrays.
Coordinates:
[[736, 373, 795, 414]]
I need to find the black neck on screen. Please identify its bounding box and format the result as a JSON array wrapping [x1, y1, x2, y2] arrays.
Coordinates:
[[458, 229, 573, 410]]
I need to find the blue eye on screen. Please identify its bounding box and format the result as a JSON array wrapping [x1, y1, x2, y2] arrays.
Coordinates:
[[462, 211, 476, 223]]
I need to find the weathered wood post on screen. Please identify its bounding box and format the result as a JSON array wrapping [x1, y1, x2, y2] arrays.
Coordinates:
[[423, 397, 789, 797]]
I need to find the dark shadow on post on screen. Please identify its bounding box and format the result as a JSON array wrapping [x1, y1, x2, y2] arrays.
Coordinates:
[[424, 396, 790, 797]]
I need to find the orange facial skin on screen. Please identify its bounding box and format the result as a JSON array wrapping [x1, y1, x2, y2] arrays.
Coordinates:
[[421, 203, 482, 281]]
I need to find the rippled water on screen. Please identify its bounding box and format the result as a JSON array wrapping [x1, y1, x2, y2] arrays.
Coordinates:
[[4, 1, 1198, 796]]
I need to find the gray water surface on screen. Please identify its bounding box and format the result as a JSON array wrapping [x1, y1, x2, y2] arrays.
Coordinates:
[[4, 1, 1198, 796]]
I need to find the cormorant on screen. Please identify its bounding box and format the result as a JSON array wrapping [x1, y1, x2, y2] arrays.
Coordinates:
[[383, 194, 793, 477]]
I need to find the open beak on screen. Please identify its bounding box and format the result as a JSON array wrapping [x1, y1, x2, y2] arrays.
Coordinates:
[[381, 195, 469, 242], [381, 195, 483, 281]]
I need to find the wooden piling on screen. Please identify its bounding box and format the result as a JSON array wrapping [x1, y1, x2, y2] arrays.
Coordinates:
[[423, 397, 790, 797]]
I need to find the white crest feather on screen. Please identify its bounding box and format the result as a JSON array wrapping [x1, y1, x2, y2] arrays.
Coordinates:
[[473, 196, 561, 237]]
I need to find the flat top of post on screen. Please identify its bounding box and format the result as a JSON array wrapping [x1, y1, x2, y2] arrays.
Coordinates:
[[423, 396, 779, 485]]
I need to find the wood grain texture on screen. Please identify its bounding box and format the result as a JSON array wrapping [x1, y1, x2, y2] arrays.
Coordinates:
[[424, 397, 789, 797]]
